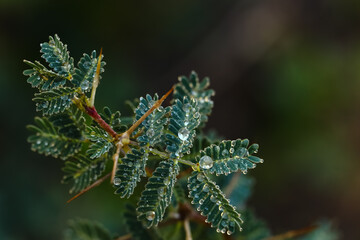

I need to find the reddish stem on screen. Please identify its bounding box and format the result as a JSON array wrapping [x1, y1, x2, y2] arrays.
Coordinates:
[[84, 105, 118, 138]]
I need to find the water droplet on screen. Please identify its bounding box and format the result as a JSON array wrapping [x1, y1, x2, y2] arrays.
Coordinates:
[[242, 169, 248, 175], [221, 212, 228, 219], [203, 185, 209, 192], [231, 141, 236, 147], [199, 155, 213, 169], [222, 149, 229, 157], [163, 178, 170, 185], [80, 81, 90, 91], [216, 229, 221, 233], [178, 128, 189, 141], [229, 148, 234, 154], [146, 211, 155, 221], [196, 173, 205, 182], [36, 140, 41, 144], [221, 229, 226, 234], [194, 112, 200, 118], [226, 230, 232, 235], [182, 103, 191, 113], [158, 188, 164, 196], [113, 177, 121, 186], [147, 128, 155, 137], [199, 199, 204, 204], [41, 101, 49, 108], [210, 195, 216, 202]]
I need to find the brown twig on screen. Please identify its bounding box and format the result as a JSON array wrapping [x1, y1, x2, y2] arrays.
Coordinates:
[[66, 172, 111, 203], [111, 142, 122, 183], [265, 225, 317, 240], [84, 105, 118, 138]]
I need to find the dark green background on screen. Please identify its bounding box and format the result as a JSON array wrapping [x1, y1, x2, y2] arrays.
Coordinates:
[[1, 0, 359, 239]]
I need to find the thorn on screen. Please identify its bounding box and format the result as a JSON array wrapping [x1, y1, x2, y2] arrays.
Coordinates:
[[111, 142, 122, 184], [66, 172, 111, 203]]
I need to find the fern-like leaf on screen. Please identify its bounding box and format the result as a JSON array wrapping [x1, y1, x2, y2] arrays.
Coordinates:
[[27, 117, 82, 159], [84, 126, 113, 159], [72, 50, 105, 91], [62, 154, 107, 194], [124, 204, 163, 240], [32, 87, 76, 115], [187, 171, 243, 235], [114, 147, 149, 198], [174, 71, 215, 125], [197, 139, 263, 175], [100, 106, 124, 133], [137, 160, 179, 228], [49, 105, 85, 139], [23, 60, 69, 90], [134, 94, 170, 147], [165, 96, 201, 158], [63, 218, 112, 240], [40, 34, 74, 78]]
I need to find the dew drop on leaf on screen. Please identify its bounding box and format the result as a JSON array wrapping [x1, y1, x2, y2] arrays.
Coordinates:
[[178, 127, 189, 141], [113, 177, 121, 186], [146, 211, 155, 221], [199, 155, 213, 169]]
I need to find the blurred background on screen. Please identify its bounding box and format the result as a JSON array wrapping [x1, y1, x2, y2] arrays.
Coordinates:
[[1, 0, 359, 239]]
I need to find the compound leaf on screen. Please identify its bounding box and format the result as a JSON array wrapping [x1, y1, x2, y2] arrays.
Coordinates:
[[187, 171, 243, 235], [62, 154, 107, 194], [40, 34, 74, 78], [197, 139, 263, 175], [114, 147, 149, 198], [134, 94, 170, 147], [32, 87, 76, 115], [100, 106, 124, 133], [124, 204, 163, 240], [63, 218, 112, 240], [165, 97, 201, 158], [84, 126, 113, 159], [27, 117, 82, 159], [137, 160, 179, 228], [174, 71, 215, 126], [72, 50, 105, 92]]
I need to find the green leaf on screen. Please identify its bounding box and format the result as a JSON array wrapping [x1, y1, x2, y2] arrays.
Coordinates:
[[187, 171, 243, 235], [84, 126, 113, 159], [27, 117, 82, 160], [23, 60, 68, 90], [32, 87, 76, 115], [49, 105, 86, 139], [165, 96, 201, 158], [114, 147, 149, 198], [40, 34, 74, 78], [63, 218, 112, 240], [174, 71, 215, 126], [62, 154, 107, 194], [197, 139, 263, 175], [171, 182, 186, 207], [137, 160, 179, 228], [124, 204, 163, 240], [134, 94, 170, 147], [100, 106, 124, 133], [72, 50, 105, 92]]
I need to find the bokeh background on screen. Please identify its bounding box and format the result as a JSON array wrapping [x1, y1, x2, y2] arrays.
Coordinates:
[[1, 0, 360, 239]]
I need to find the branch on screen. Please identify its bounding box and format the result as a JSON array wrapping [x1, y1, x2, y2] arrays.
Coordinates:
[[84, 105, 118, 138], [265, 225, 317, 240]]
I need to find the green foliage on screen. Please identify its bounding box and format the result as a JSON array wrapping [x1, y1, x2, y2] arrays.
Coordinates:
[[165, 97, 201, 158], [197, 139, 263, 176], [24, 35, 343, 240], [62, 154, 107, 194], [85, 126, 114, 159], [137, 160, 179, 228], [63, 219, 112, 240], [188, 171, 243, 235], [27, 117, 82, 160], [124, 204, 162, 240], [72, 50, 105, 91], [134, 94, 170, 147], [173, 71, 215, 125], [114, 148, 149, 198], [40, 34, 74, 79], [33, 87, 76, 115]]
